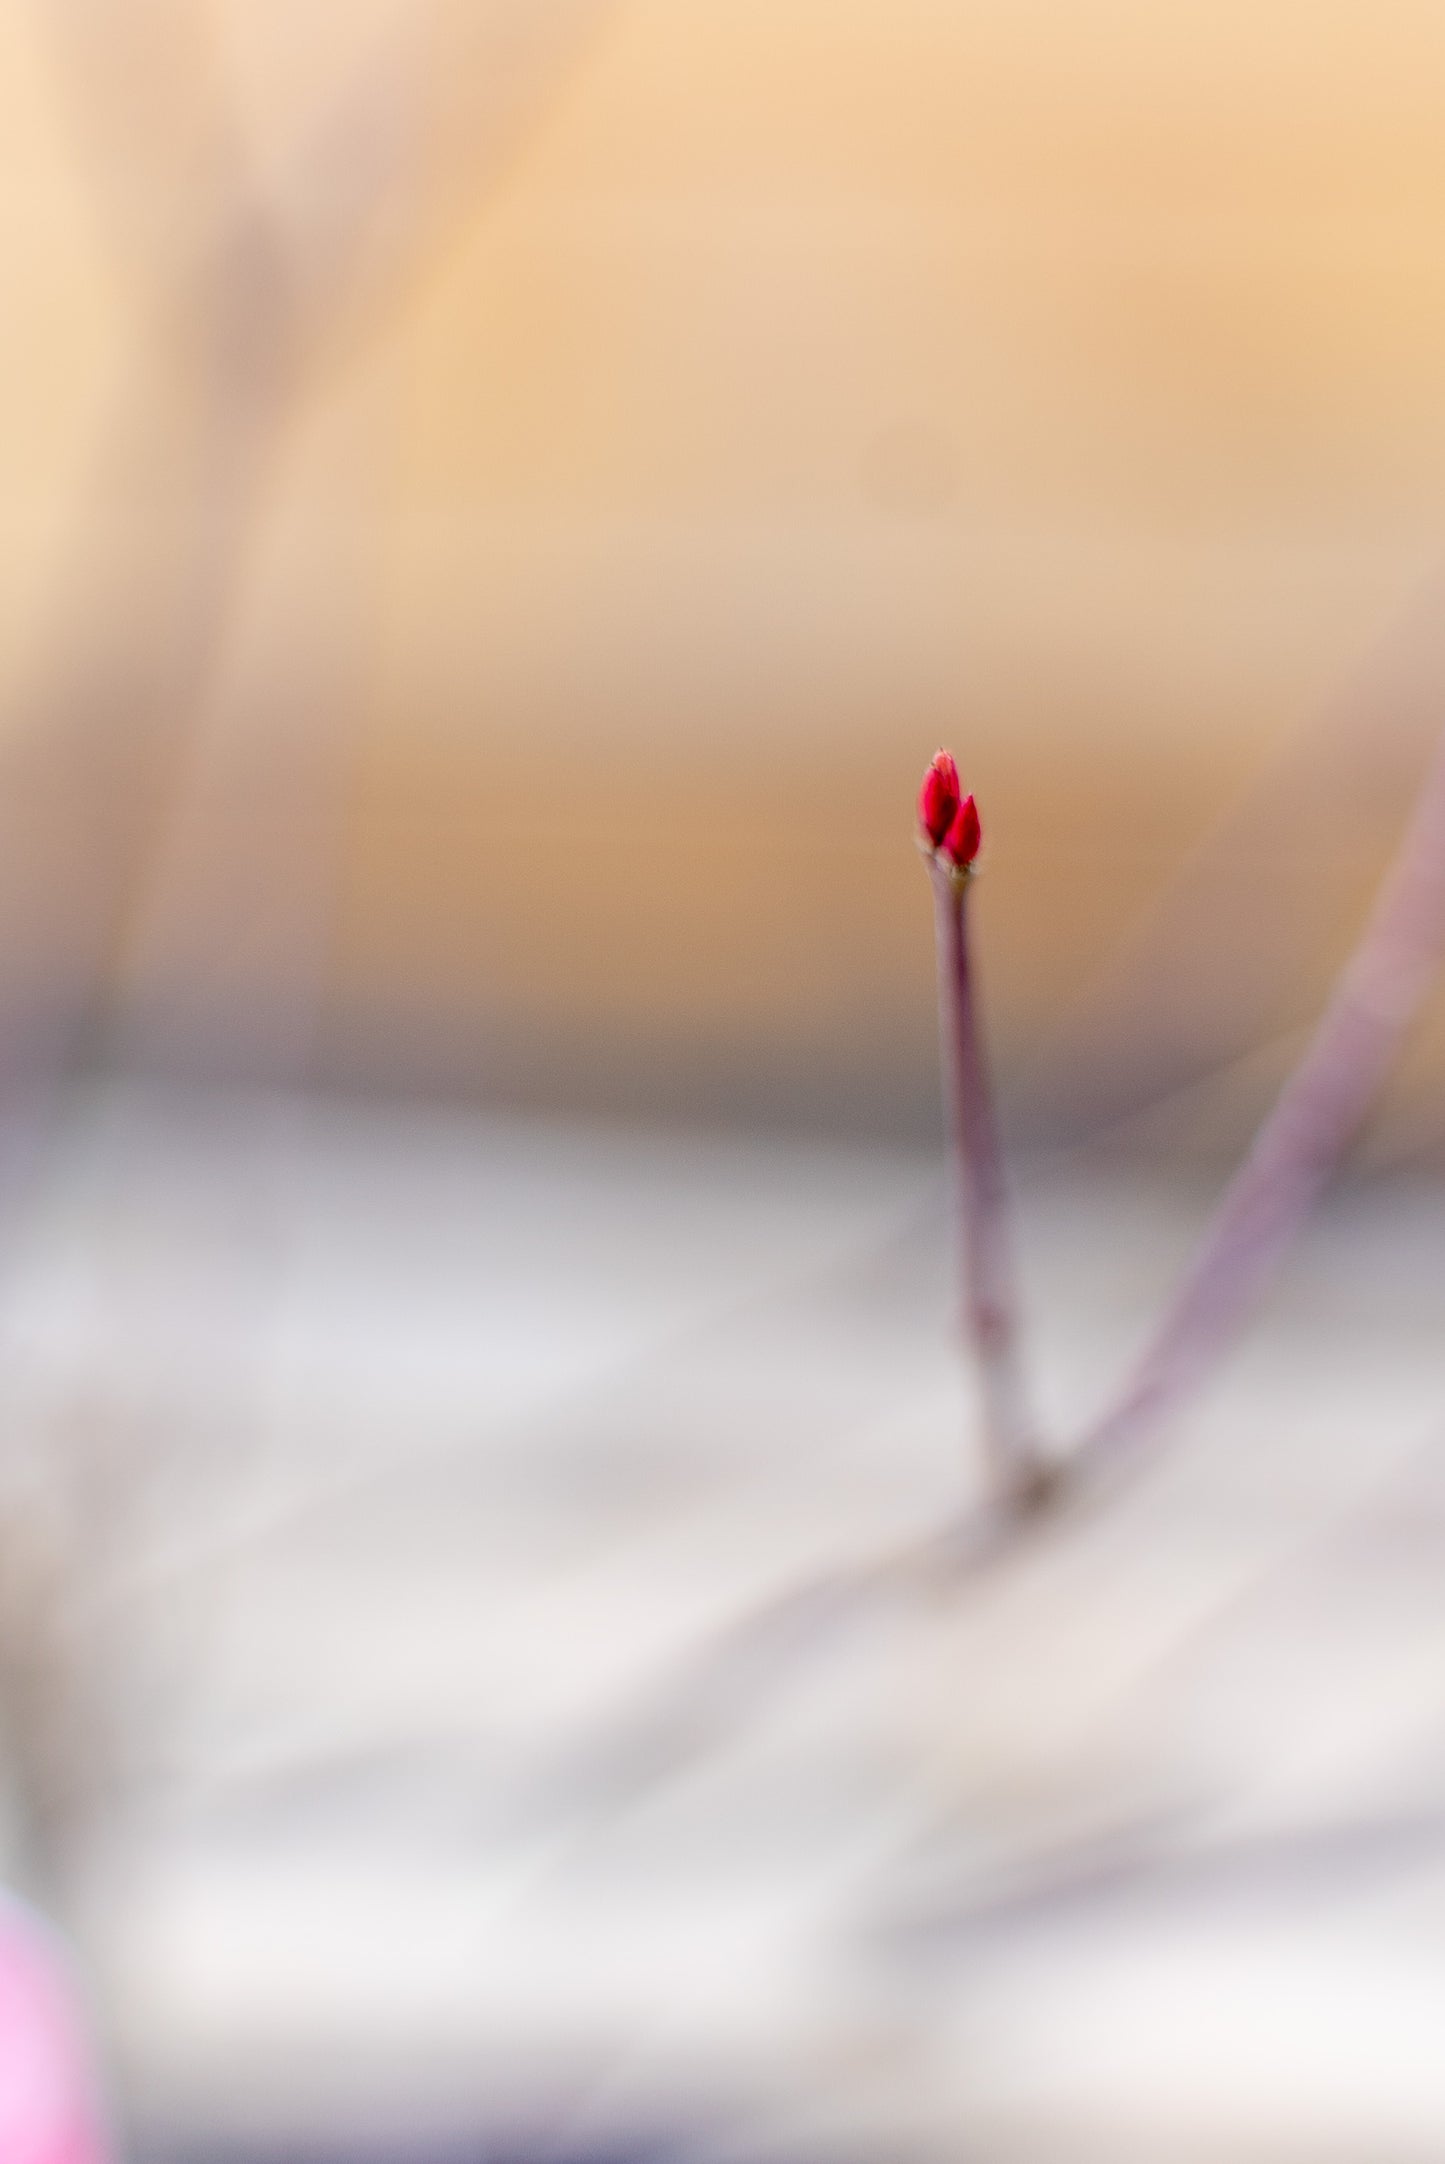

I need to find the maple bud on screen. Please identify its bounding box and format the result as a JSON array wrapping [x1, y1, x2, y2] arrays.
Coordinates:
[[941, 790, 982, 870], [917, 750, 960, 848]]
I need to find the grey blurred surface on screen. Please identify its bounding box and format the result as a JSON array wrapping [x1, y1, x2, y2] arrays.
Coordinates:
[[0, 1082, 1441, 2159]]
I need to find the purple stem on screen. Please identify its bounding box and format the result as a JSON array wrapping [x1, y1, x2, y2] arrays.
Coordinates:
[[1074, 715, 1445, 1479], [931, 859, 1047, 1507]]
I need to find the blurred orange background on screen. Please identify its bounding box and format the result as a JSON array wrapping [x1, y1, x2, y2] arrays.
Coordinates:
[[3, 0, 1445, 1149]]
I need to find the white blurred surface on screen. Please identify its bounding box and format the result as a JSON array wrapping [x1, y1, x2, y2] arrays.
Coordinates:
[[0, 1084, 1440, 2158]]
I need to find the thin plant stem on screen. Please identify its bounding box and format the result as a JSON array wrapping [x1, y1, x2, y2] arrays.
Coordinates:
[[930, 858, 1048, 1509], [472, 717, 1445, 1819], [1074, 712, 1445, 1482]]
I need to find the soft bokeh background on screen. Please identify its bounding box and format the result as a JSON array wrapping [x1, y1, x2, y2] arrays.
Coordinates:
[[7, 0, 1445, 1147], [2, 3, 1445, 2159]]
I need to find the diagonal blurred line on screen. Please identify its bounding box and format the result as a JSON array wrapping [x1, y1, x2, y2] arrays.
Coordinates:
[[273, 0, 619, 367], [871, 1797, 1445, 1960], [0, 0, 621, 1871], [85, 1168, 940, 1611], [20, 0, 618, 1030], [1074, 699, 1445, 1475], [1026, 566, 1445, 1145], [0, 0, 620, 1220]]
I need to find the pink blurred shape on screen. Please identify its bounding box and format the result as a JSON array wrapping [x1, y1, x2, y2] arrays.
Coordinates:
[[0, 1896, 109, 2164]]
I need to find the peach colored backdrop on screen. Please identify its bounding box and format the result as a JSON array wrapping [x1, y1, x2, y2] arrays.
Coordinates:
[[3, 0, 1444, 1148]]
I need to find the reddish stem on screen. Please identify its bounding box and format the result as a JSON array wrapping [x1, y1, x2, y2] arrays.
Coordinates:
[[931, 859, 1048, 1508]]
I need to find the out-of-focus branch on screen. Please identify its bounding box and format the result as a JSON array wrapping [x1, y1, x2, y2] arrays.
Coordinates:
[[0, 0, 618, 1890], [1031, 573, 1445, 1146], [17, 0, 614, 1060], [1072, 707, 1445, 1486]]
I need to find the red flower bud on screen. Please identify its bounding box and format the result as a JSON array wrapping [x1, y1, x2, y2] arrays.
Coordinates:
[[918, 750, 960, 847], [941, 791, 982, 869]]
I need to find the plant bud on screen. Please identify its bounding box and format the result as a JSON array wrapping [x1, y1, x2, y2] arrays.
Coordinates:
[[917, 750, 960, 848], [941, 790, 982, 869]]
